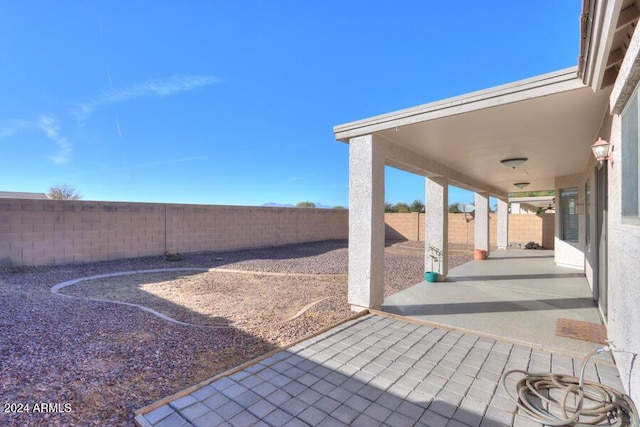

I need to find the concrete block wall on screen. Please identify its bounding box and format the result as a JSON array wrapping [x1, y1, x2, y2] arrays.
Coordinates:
[[0, 199, 348, 266], [385, 212, 554, 248], [384, 213, 422, 241]]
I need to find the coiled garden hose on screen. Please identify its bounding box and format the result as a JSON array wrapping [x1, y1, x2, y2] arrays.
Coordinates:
[[502, 346, 639, 426]]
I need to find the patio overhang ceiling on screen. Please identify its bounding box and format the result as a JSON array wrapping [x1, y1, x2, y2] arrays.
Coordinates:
[[334, 67, 611, 199]]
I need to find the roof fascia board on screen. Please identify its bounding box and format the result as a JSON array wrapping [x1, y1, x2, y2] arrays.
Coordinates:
[[611, 22, 640, 113], [334, 68, 582, 142], [587, 0, 624, 91]]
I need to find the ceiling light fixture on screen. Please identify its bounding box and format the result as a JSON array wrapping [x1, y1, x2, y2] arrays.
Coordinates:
[[500, 157, 528, 169], [514, 182, 530, 189]]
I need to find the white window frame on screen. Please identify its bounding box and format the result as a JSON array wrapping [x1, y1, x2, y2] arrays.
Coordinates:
[[621, 83, 640, 225]]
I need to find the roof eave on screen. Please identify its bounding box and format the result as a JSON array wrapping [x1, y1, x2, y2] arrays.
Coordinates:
[[334, 67, 583, 142]]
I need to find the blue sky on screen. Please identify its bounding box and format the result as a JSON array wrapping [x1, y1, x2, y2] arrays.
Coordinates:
[[0, 1, 580, 207]]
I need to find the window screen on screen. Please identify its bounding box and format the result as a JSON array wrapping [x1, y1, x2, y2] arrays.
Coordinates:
[[560, 187, 578, 242], [621, 85, 640, 222]]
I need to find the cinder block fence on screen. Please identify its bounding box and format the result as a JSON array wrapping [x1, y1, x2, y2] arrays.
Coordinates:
[[1, 199, 552, 267], [0, 199, 349, 266], [385, 212, 554, 249]]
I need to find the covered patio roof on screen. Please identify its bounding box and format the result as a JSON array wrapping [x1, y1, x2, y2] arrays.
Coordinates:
[[334, 68, 611, 197]]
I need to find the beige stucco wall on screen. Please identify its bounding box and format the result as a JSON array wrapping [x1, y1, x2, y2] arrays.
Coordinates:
[[606, 112, 640, 400], [384, 212, 554, 248], [0, 199, 348, 266]]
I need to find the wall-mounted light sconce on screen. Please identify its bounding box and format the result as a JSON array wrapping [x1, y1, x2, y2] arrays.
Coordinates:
[[514, 182, 530, 189], [591, 138, 613, 164], [500, 157, 528, 169]]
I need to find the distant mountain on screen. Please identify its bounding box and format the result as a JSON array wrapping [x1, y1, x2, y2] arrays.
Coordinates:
[[261, 202, 337, 209]]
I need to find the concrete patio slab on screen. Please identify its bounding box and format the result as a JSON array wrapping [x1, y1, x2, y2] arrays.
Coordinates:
[[383, 250, 604, 357], [135, 313, 621, 427]]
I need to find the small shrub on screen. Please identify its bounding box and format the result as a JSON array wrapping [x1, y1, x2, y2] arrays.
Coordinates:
[[165, 252, 183, 262]]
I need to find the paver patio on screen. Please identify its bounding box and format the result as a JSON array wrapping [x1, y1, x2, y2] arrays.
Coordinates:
[[135, 313, 622, 427]]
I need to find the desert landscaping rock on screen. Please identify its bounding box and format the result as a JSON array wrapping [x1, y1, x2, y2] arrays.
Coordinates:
[[0, 240, 472, 426]]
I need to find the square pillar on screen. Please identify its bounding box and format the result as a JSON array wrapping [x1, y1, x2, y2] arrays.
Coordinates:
[[497, 198, 508, 249], [475, 192, 490, 255], [425, 177, 448, 279], [348, 134, 385, 310]]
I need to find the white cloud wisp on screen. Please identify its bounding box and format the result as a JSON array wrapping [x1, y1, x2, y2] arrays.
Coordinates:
[[38, 114, 71, 165], [74, 74, 221, 123]]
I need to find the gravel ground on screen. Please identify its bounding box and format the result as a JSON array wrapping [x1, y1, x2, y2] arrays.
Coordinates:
[[0, 240, 472, 426]]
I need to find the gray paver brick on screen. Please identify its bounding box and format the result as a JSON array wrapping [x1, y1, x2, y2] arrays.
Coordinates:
[[253, 381, 278, 398], [256, 368, 278, 381], [297, 372, 320, 387], [364, 402, 393, 422], [170, 395, 198, 411], [282, 380, 306, 397], [485, 405, 515, 426], [396, 375, 421, 390], [234, 390, 261, 409], [155, 412, 188, 427], [396, 399, 426, 420], [192, 411, 225, 427], [191, 385, 217, 401], [144, 405, 174, 424], [283, 366, 305, 380], [345, 394, 371, 412], [331, 404, 360, 424], [280, 397, 307, 416], [467, 387, 493, 404], [351, 413, 378, 427], [297, 387, 322, 405], [317, 415, 348, 427], [310, 365, 332, 378], [202, 393, 231, 410], [228, 411, 259, 427], [298, 406, 328, 425], [428, 398, 457, 418], [419, 409, 449, 427], [453, 406, 483, 427], [326, 385, 353, 402], [356, 384, 384, 402], [229, 371, 250, 383], [180, 402, 210, 422], [239, 375, 262, 389], [385, 411, 417, 427], [315, 395, 341, 414], [447, 419, 471, 427], [247, 399, 276, 419], [216, 401, 244, 420], [268, 374, 292, 388], [341, 378, 365, 393], [262, 408, 293, 426], [310, 378, 334, 394], [265, 389, 291, 406], [221, 383, 248, 399]]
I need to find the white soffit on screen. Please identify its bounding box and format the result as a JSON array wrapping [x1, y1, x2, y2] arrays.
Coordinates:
[[334, 68, 611, 195]]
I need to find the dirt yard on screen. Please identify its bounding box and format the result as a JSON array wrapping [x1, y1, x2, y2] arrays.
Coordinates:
[[0, 240, 472, 426]]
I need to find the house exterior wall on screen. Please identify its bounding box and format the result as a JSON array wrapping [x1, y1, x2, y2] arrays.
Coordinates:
[[0, 199, 349, 266], [384, 212, 554, 248], [607, 85, 640, 400]]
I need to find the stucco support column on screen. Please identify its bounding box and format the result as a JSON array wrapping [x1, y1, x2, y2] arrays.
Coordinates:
[[475, 192, 490, 255], [497, 198, 508, 249], [425, 177, 448, 279], [348, 134, 385, 311]]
